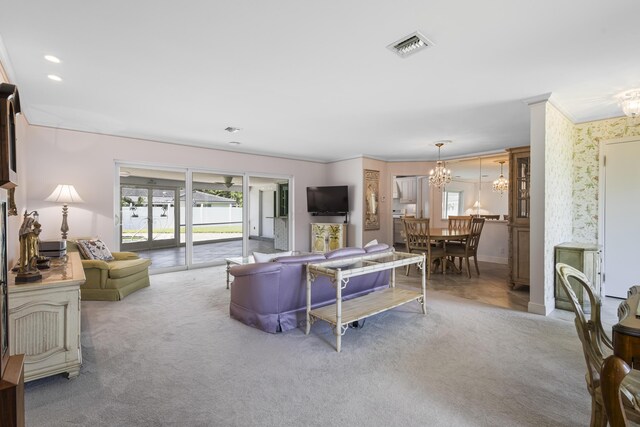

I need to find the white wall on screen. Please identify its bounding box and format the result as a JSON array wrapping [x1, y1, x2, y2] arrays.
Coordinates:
[[260, 190, 275, 238], [24, 125, 327, 252], [543, 103, 575, 308], [324, 157, 362, 247], [478, 184, 508, 218], [447, 180, 476, 217], [248, 187, 260, 237], [477, 221, 508, 264], [528, 99, 547, 315]]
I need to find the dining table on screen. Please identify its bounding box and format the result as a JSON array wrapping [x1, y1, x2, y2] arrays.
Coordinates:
[[427, 227, 471, 242], [601, 285, 640, 426], [401, 227, 470, 274]]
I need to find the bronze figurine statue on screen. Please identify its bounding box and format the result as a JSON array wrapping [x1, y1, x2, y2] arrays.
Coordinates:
[[16, 210, 43, 282]]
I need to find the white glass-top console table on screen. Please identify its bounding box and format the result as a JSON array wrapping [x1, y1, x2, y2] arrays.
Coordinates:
[[305, 250, 426, 352]]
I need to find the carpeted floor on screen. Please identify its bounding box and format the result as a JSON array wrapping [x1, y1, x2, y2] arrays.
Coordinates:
[[24, 266, 590, 426]]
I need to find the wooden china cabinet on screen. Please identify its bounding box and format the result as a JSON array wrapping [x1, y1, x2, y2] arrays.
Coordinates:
[[507, 146, 530, 289]]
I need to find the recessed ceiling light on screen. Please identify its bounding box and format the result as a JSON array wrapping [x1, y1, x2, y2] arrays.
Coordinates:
[[225, 127, 241, 133], [44, 55, 61, 63], [47, 74, 62, 82], [229, 141, 241, 145]]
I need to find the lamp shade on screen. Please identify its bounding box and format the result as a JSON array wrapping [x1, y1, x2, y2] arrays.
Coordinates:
[[45, 184, 84, 204]]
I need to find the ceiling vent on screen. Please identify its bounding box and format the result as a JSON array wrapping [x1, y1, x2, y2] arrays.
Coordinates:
[[387, 31, 434, 58]]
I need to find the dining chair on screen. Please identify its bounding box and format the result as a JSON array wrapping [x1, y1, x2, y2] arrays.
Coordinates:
[[445, 217, 484, 278], [555, 263, 640, 427], [402, 218, 446, 279], [448, 215, 472, 230]]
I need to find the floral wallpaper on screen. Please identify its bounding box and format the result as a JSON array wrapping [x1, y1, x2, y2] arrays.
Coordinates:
[[544, 103, 575, 304], [573, 117, 640, 243]]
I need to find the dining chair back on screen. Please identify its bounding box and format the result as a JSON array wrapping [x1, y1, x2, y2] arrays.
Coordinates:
[[448, 215, 472, 231], [467, 217, 485, 252], [555, 263, 640, 426], [555, 263, 611, 426], [445, 217, 484, 278], [402, 218, 446, 279]]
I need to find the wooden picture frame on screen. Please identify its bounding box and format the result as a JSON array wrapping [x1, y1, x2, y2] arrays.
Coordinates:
[[0, 83, 20, 189], [364, 169, 380, 230]]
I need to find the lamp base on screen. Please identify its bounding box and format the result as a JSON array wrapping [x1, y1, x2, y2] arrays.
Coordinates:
[[60, 204, 69, 240]]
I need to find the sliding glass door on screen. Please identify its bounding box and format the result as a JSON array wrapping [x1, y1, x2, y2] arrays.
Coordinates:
[[118, 164, 292, 271], [119, 167, 186, 268], [190, 172, 244, 266]]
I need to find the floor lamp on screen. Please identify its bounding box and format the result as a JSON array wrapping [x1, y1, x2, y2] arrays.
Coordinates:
[[45, 184, 84, 240]]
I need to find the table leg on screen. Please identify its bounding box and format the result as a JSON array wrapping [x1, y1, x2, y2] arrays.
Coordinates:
[[305, 267, 312, 335], [226, 260, 231, 289], [391, 265, 396, 288], [336, 271, 343, 352], [421, 253, 427, 314]]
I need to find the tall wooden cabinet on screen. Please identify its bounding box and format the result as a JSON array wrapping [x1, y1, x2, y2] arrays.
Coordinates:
[[311, 223, 347, 253], [507, 146, 530, 288]]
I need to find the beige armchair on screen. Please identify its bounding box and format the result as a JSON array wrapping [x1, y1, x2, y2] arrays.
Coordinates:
[[67, 240, 151, 301]]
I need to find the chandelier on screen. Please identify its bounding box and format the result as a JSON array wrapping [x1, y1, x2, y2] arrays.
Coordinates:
[[618, 89, 640, 118], [492, 160, 508, 194], [429, 142, 452, 188]]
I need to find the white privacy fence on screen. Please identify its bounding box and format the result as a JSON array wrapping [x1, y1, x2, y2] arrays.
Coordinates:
[[121, 205, 243, 243]]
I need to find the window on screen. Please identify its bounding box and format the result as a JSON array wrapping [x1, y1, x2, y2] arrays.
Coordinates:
[[442, 190, 463, 219]]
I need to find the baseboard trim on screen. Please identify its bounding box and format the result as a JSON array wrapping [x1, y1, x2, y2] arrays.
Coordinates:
[[528, 301, 552, 316], [477, 255, 508, 265]]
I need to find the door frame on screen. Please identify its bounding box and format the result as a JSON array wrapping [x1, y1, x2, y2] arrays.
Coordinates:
[[120, 185, 180, 251], [598, 135, 640, 296]]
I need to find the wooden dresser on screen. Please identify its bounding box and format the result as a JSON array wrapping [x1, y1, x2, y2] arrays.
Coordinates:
[[507, 146, 530, 288], [8, 252, 85, 382]]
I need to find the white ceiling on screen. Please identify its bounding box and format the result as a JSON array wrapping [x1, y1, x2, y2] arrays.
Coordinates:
[[1, 1, 638, 162]]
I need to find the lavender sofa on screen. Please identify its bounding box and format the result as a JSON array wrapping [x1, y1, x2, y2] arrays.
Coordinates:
[[229, 244, 393, 333]]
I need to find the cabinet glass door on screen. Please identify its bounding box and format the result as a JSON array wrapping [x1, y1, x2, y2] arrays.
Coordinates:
[[516, 157, 530, 218]]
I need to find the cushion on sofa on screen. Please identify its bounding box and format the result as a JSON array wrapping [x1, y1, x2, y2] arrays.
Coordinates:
[[325, 247, 366, 259], [230, 262, 282, 277], [107, 258, 152, 279], [364, 243, 390, 253], [275, 254, 325, 264], [253, 251, 292, 262], [76, 239, 114, 261]]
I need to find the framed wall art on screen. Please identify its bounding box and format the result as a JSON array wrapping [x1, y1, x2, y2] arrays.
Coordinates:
[[364, 169, 380, 230]]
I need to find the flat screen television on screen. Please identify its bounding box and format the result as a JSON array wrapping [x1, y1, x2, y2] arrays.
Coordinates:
[[306, 186, 349, 214]]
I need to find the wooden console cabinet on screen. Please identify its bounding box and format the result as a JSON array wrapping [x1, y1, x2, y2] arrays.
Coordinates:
[[555, 242, 602, 311], [8, 252, 85, 382], [310, 223, 347, 253], [507, 146, 530, 288]]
